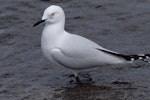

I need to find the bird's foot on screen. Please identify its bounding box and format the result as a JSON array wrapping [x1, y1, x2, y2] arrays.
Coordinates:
[[69, 74, 94, 84]]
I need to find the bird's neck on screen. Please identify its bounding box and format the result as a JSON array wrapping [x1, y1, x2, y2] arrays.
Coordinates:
[[44, 21, 65, 35]]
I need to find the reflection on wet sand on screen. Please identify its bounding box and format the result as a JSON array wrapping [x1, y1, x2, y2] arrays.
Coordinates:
[[56, 82, 136, 100]]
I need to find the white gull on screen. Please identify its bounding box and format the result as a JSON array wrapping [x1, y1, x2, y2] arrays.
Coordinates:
[[34, 5, 150, 81]]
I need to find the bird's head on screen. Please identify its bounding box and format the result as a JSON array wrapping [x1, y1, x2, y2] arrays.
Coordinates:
[[33, 5, 65, 27]]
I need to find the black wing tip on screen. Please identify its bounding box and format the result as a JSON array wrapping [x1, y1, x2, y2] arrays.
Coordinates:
[[96, 48, 130, 60], [96, 48, 150, 62]]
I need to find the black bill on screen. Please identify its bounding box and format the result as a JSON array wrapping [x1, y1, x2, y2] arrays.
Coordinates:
[[33, 20, 45, 27]]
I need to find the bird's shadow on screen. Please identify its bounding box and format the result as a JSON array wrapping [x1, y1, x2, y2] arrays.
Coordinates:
[[53, 73, 136, 100], [53, 81, 136, 100]]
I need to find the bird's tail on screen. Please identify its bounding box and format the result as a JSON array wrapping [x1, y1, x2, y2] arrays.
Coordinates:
[[98, 49, 150, 63], [120, 54, 150, 63]]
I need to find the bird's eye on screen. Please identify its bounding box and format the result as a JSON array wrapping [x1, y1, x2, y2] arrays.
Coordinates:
[[51, 12, 55, 16]]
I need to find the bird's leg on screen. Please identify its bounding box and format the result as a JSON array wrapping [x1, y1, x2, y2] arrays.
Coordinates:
[[75, 76, 80, 82], [69, 75, 81, 84], [73, 72, 81, 83], [75, 76, 84, 84]]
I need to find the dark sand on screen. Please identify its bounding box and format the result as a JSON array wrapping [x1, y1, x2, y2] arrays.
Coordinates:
[[0, 0, 150, 100]]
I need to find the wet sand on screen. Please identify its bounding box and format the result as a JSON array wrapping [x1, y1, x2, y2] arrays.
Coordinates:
[[0, 0, 150, 99]]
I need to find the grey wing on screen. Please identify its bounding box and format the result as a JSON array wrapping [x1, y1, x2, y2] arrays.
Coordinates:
[[51, 34, 126, 70], [51, 48, 101, 70]]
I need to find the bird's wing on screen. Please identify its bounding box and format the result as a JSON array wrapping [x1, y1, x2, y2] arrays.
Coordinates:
[[51, 34, 126, 70]]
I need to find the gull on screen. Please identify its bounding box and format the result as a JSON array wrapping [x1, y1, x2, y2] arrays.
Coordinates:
[[34, 5, 150, 82]]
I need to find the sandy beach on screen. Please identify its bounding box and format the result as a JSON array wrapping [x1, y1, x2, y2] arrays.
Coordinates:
[[0, 0, 150, 99]]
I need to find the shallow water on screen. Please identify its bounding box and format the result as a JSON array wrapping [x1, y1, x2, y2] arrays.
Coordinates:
[[0, 0, 150, 99]]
